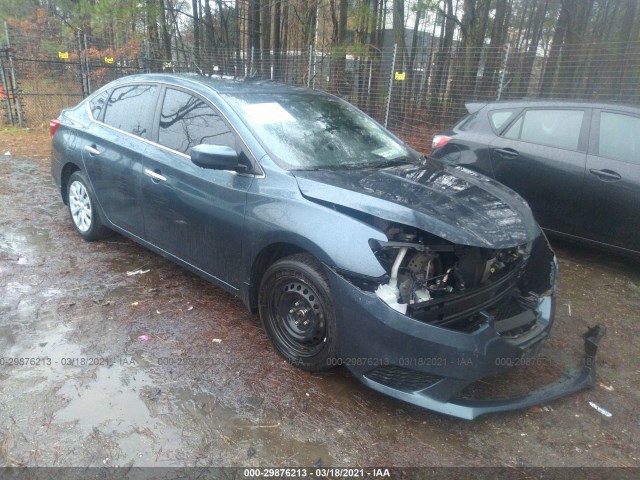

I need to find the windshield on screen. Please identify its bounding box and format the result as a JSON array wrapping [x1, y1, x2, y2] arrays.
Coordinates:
[[224, 92, 420, 170]]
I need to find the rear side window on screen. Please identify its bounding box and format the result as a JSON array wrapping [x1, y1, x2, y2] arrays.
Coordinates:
[[599, 111, 640, 164], [103, 85, 158, 139], [489, 109, 518, 131], [457, 112, 478, 131], [89, 90, 110, 120], [503, 109, 584, 150], [158, 88, 235, 155]]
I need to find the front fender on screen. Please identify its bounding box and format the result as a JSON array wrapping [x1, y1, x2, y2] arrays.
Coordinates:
[[242, 169, 387, 282]]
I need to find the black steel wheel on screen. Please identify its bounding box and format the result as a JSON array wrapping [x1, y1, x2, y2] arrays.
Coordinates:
[[259, 253, 337, 371]]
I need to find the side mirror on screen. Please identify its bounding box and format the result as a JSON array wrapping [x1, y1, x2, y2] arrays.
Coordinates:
[[191, 144, 246, 172]]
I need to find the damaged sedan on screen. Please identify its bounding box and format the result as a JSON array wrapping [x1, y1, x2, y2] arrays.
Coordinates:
[[51, 74, 605, 419]]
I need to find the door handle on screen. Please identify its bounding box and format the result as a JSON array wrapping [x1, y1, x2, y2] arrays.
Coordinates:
[[589, 168, 621, 181], [144, 168, 167, 183], [84, 145, 101, 156], [494, 148, 519, 159]]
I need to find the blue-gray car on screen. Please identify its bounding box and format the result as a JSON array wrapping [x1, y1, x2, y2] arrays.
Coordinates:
[[50, 74, 605, 419]]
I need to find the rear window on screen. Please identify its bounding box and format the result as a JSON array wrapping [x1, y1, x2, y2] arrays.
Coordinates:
[[503, 109, 584, 150], [103, 84, 158, 139], [489, 109, 518, 131], [457, 112, 478, 131], [89, 90, 110, 120]]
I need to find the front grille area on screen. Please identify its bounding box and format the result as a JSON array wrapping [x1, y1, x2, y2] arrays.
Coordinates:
[[492, 295, 527, 321], [489, 294, 537, 338], [407, 266, 520, 332], [364, 365, 442, 392], [407, 268, 539, 336]]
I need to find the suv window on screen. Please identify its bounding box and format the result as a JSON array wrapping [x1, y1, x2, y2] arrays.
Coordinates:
[[503, 109, 584, 150], [89, 89, 110, 120], [159, 88, 235, 155], [599, 111, 640, 164], [458, 112, 478, 131], [103, 85, 158, 139], [489, 109, 519, 131]]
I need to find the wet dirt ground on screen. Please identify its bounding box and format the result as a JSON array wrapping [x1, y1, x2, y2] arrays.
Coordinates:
[[0, 134, 639, 469]]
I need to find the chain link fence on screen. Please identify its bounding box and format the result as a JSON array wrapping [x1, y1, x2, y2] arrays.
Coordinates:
[[2, 21, 639, 154]]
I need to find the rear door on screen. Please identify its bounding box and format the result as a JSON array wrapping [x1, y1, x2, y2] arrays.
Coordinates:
[[578, 109, 640, 252], [81, 83, 159, 236], [141, 86, 254, 286], [489, 107, 589, 234]]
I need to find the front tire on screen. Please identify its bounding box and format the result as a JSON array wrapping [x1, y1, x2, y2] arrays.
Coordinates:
[[258, 254, 338, 372], [66, 171, 110, 241]]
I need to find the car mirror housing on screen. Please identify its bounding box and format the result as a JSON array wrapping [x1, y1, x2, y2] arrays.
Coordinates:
[[191, 144, 246, 171]]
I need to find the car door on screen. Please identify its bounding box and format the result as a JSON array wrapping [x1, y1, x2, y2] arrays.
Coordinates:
[[141, 86, 254, 286], [577, 109, 640, 252], [489, 107, 589, 234], [81, 83, 159, 237]]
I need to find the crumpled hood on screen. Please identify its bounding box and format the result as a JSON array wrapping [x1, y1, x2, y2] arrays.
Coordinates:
[[292, 159, 540, 249]]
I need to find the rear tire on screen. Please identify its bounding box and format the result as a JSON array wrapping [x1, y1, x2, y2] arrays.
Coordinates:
[[258, 254, 338, 372], [66, 171, 110, 241]]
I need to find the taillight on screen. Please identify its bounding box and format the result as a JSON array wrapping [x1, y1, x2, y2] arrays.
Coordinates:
[[432, 134, 452, 150], [49, 119, 61, 138]]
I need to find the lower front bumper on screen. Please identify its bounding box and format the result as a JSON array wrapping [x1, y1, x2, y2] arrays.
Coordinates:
[[360, 325, 606, 420]]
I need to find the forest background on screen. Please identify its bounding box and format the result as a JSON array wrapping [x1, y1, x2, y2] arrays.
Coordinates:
[[1, 0, 638, 152]]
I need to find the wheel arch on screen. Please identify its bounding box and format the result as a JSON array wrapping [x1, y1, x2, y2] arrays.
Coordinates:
[[60, 162, 82, 205], [244, 218, 386, 313], [248, 242, 309, 312]]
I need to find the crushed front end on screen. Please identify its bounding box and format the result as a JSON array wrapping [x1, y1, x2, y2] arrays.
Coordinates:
[[327, 223, 605, 419]]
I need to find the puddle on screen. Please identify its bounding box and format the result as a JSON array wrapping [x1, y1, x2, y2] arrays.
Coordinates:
[[41, 287, 66, 298], [1, 318, 84, 384], [0, 226, 51, 265], [2, 280, 33, 302], [0, 324, 18, 350], [148, 386, 333, 466], [56, 364, 154, 430], [54, 363, 185, 466]]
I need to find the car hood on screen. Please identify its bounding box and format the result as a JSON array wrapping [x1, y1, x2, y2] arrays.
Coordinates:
[[292, 159, 540, 249]]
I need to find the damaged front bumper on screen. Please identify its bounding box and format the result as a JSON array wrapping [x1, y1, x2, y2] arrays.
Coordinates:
[[361, 324, 605, 420], [325, 235, 606, 419]]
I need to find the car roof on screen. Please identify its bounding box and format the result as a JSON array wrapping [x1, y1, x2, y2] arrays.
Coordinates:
[[470, 99, 640, 114], [102, 73, 319, 96]]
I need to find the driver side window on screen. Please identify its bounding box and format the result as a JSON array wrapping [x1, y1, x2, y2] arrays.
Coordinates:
[[158, 88, 235, 155]]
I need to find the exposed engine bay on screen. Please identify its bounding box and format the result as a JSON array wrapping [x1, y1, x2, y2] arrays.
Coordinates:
[[369, 222, 541, 334]]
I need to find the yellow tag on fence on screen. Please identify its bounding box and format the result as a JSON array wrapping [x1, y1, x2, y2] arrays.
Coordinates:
[[104, 57, 114, 64], [58, 52, 69, 59], [394, 71, 406, 81]]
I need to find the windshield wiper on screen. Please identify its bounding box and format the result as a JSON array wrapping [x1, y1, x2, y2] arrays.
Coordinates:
[[293, 158, 419, 172], [293, 162, 368, 172], [367, 158, 416, 169]]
